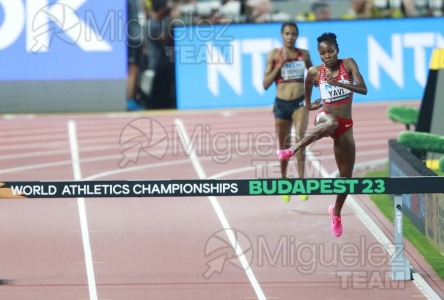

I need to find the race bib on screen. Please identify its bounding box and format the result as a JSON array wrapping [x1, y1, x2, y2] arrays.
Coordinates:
[[319, 80, 352, 104], [281, 61, 305, 80]]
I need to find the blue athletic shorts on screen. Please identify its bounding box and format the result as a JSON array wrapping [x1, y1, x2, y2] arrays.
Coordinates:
[[273, 95, 305, 120]]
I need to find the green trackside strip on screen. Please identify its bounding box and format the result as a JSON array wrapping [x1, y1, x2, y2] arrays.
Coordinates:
[[1, 177, 443, 198], [397, 131, 444, 154], [387, 105, 419, 128]]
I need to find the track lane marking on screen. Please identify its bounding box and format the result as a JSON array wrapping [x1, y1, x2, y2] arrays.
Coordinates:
[[174, 118, 267, 300], [68, 120, 98, 300]]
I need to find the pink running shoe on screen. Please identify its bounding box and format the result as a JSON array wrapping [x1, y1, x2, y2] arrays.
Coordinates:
[[276, 149, 294, 161], [328, 205, 342, 237]]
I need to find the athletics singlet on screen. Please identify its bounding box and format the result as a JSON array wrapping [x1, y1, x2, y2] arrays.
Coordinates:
[[274, 48, 306, 84], [318, 60, 353, 106]]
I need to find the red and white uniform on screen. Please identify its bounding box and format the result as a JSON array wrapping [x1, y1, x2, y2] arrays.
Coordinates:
[[274, 48, 306, 84], [315, 60, 354, 139], [318, 60, 353, 106]]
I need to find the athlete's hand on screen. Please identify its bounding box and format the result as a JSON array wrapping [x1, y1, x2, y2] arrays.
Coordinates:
[[325, 75, 340, 86], [282, 48, 287, 62], [277, 49, 287, 68]]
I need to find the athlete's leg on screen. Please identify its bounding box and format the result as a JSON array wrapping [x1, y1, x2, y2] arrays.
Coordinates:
[[328, 129, 355, 237], [291, 107, 308, 179], [278, 113, 338, 160], [332, 129, 356, 215], [275, 118, 293, 177], [291, 107, 309, 200]]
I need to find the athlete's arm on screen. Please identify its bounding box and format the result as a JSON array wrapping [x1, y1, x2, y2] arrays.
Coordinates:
[[301, 49, 313, 70], [332, 58, 368, 95], [304, 66, 322, 110], [263, 49, 280, 90]]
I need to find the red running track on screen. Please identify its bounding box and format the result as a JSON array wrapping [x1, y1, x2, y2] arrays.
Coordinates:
[[0, 101, 443, 300]]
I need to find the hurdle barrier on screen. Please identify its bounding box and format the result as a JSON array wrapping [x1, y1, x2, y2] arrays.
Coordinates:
[[1, 177, 443, 198], [1, 176, 443, 281]]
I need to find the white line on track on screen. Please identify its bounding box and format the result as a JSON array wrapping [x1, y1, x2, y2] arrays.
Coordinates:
[[68, 120, 98, 300], [174, 118, 267, 300]]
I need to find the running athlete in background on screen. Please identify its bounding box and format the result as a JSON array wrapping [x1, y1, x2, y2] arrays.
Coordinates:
[[277, 32, 368, 237], [263, 22, 314, 203]]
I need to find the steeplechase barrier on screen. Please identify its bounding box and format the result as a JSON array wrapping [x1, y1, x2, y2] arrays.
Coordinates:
[[1, 176, 443, 282], [1, 177, 443, 199]]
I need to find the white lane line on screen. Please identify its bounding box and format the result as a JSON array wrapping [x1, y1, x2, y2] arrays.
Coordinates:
[[174, 118, 266, 300], [68, 120, 98, 300]]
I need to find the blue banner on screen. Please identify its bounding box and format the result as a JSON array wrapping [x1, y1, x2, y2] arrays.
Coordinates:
[[0, 0, 126, 81], [174, 18, 444, 109]]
